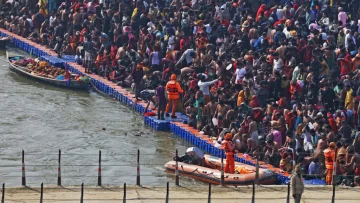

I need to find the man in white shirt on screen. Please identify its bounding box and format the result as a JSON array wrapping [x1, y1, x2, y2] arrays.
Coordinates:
[[276, 7, 284, 20], [345, 30, 356, 49], [205, 23, 212, 34], [292, 63, 304, 81], [167, 34, 175, 50], [283, 27, 291, 38], [273, 52, 284, 73], [198, 76, 218, 104], [175, 49, 196, 68], [26, 17, 33, 29], [234, 62, 246, 84]]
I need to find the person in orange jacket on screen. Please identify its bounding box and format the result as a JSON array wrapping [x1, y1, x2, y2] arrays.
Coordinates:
[[223, 133, 235, 174], [165, 74, 183, 118], [324, 142, 336, 185]]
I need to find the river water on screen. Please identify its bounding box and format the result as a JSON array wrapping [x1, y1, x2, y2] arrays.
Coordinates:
[[0, 49, 196, 187]]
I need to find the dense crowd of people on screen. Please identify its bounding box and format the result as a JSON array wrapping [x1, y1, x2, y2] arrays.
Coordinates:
[[1, 0, 360, 186]]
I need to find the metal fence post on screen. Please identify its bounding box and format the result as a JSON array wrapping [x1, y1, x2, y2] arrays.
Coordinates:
[[255, 146, 260, 186], [286, 182, 290, 203], [255, 158, 259, 186], [136, 149, 140, 186], [331, 182, 335, 203], [332, 159, 337, 185], [98, 150, 102, 186], [80, 183, 84, 203], [165, 182, 169, 203], [251, 182, 255, 203], [58, 150, 61, 186], [40, 183, 43, 203], [1, 183, 4, 203], [332, 160, 336, 203], [175, 149, 179, 186], [22, 150, 26, 186], [207, 183, 211, 203], [221, 151, 224, 186], [123, 183, 126, 203]]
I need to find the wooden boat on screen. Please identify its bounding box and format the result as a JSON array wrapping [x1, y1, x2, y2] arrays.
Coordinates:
[[0, 37, 10, 49], [7, 52, 89, 90], [165, 154, 278, 185]]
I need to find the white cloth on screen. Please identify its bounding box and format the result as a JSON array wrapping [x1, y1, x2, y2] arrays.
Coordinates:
[[273, 58, 284, 72], [302, 132, 313, 152], [276, 9, 284, 20], [205, 24, 212, 34], [320, 17, 330, 27], [345, 34, 356, 49], [178, 49, 196, 64], [167, 36, 175, 50], [284, 28, 291, 38], [198, 79, 218, 96], [151, 52, 160, 65], [251, 131, 259, 146], [235, 68, 246, 84], [304, 142, 314, 152], [26, 18, 33, 28], [49, 16, 55, 26], [292, 66, 299, 81]]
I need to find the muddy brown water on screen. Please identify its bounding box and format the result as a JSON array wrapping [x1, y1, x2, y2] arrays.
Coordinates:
[[0, 49, 198, 186]]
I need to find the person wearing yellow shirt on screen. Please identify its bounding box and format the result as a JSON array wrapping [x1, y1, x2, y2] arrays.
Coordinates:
[[237, 87, 252, 107], [344, 84, 354, 110]]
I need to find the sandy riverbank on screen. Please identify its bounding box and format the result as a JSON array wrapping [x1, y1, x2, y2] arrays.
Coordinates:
[[1, 185, 360, 203]]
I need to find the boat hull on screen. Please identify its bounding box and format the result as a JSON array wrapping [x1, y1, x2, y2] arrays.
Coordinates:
[[164, 154, 278, 185], [7, 54, 89, 90]]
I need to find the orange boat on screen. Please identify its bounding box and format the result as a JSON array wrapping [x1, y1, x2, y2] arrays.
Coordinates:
[[165, 154, 278, 185]]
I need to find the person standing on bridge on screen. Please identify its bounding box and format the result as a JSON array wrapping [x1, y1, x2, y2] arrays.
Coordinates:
[[343, 147, 360, 185], [291, 165, 304, 203], [165, 74, 183, 118], [54, 21, 65, 57], [324, 142, 336, 185], [156, 80, 167, 120], [224, 133, 235, 174]]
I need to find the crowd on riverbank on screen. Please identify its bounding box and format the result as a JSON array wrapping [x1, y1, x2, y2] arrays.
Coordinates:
[[1, 0, 360, 186]]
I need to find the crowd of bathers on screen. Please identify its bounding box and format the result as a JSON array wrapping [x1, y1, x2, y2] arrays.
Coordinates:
[[1, 0, 360, 186]]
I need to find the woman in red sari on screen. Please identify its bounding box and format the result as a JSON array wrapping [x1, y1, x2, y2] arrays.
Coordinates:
[[110, 42, 118, 67], [338, 49, 352, 75], [249, 96, 260, 108], [256, 4, 266, 22]]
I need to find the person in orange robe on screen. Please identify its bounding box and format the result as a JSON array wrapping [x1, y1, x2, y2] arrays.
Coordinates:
[[165, 74, 183, 118], [324, 142, 336, 185], [223, 133, 235, 174]]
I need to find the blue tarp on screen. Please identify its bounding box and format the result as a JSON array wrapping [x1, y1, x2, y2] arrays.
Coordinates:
[[39, 55, 75, 69]]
